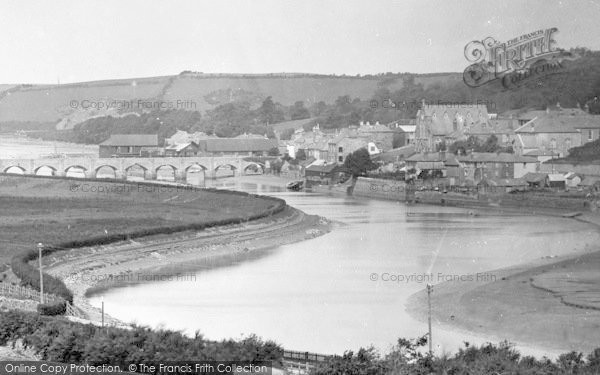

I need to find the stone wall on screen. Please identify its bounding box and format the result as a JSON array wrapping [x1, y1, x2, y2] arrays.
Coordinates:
[[352, 177, 411, 201]]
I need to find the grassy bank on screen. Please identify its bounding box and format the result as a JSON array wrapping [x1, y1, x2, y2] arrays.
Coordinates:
[[0, 175, 285, 301]]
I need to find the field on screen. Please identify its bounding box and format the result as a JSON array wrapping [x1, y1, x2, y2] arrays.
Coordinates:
[[0, 175, 282, 269], [0, 73, 461, 123]]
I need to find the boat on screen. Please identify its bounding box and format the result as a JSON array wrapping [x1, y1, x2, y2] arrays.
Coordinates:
[[286, 180, 304, 191]]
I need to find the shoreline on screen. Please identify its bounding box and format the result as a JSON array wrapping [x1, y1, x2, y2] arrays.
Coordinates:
[[44, 204, 332, 326], [406, 211, 600, 356]]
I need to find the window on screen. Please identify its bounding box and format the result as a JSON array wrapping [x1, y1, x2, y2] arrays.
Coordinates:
[[338, 156, 343, 162], [338, 146, 343, 153], [550, 138, 557, 149], [565, 138, 571, 150], [589, 130, 593, 141], [370, 146, 375, 152]]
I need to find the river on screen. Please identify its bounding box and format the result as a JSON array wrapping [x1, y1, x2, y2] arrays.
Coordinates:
[[91, 179, 599, 356], [2, 136, 599, 356]]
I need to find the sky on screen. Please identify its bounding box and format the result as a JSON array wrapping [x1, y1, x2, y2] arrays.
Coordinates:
[[1, 0, 600, 84]]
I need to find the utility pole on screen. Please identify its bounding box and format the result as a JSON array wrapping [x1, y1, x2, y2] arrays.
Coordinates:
[[427, 283, 433, 356], [38, 243, 44, 304]]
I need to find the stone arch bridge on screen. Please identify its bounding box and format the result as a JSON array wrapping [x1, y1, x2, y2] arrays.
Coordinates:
[[0, 156, 265, 181]]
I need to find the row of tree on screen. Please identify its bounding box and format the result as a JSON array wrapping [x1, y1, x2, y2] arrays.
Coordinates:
[[36, 47, 600, 145]]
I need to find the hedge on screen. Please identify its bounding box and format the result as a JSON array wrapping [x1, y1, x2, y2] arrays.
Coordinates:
[[37, 301, 67, 316]]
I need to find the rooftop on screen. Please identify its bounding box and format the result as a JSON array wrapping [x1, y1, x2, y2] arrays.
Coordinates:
[[202, 138, 277, 152], [457, 152, 537, 163], [100, 134, 159, 147]]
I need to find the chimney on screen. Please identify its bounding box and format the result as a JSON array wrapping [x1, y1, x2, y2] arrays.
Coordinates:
[[366, 121, 371, 126], [375, 121, 380, 126], [557, 101, 561, 111], [546, 106, 550, 114], [349, 125, 358, 138]]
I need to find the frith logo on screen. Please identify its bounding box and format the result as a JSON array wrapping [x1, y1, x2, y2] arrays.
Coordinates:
[[462, 28, 578, 89]]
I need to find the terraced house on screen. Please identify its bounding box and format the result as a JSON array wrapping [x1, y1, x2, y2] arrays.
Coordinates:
[[514, 109, 600, 157]]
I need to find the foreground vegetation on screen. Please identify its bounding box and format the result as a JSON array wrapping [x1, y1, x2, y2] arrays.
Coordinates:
[[0, 310, 282, 364], [1, 310, 599, 374], [312, 336, 600, 375], [0, 175, 285, 305]]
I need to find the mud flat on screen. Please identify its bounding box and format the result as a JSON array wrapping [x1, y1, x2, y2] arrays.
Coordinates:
[[407, 213, 600, 355]]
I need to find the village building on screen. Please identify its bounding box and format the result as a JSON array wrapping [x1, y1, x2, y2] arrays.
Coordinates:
[[457, 152, 538, 182], [99, 134, 160, 158], [164, 142, 200, 157], [464, 117, 517, 146], [356, 121, 395, 151], [414, 101, 490, 152], [198, 138, 278, 157], [165, 130, 217, 145], [304, 163, 340, 188], [326, 126, 383, 164], [564, 172, 582, 188], [513, 110, 600, 157]]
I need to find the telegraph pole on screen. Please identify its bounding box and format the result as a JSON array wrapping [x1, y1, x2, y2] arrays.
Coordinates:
[[38, 243, 44, 304], [427, 283, 433, 356]]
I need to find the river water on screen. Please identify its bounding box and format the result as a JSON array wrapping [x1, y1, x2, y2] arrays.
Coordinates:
[[2, 136, 599, 356], [91, 179, 598, 356]]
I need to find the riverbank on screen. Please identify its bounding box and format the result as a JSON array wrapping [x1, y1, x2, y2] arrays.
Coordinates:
[[0, 174, 331, 325], [45, 205, 329, 324], [407, 212, 600, 355]]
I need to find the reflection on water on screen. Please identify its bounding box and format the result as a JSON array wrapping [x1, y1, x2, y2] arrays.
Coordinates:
[[89, 178, 600, 356]]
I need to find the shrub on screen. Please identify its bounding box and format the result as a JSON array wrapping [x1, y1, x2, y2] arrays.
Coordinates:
[[37, 301, 67, 316]]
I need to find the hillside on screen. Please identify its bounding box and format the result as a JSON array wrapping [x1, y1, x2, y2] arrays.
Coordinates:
[[0, 72, 461, 124]]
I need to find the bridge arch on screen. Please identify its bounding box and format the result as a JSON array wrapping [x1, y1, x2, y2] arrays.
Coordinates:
[[124, 163, 148, 180], [184, 163, 207, 172], [155, 164, 178, 181], [183, 163, 207, 184], [34, 165, 57, 176], [214, 163, 237, 178], [95, 165, 118, 179], [64, 165, 89, 178], [3, 166, 25, 174], [243, 162, 265, 175]]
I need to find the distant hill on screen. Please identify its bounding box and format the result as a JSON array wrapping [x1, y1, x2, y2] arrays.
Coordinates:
[[0, 72, 461, 124]]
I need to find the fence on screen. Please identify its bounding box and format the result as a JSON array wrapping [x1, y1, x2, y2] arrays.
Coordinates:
[[283, 350, 331, 363], [0, 282, 62, 304]]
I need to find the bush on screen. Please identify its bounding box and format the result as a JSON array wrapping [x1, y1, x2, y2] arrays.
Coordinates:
[[37, 301, 67, 316], [0, 310, 284, 365]]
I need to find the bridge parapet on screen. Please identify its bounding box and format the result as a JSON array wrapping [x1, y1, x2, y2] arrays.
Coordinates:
[[0, 156, 260, 180]]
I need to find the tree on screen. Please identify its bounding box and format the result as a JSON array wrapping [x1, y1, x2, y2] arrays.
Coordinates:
[[257, 96, 286, 124], [342, 148, 377, 177], [279, 128, 295, 140], [290, 101, 310, 120]]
